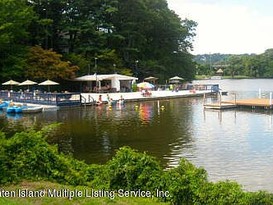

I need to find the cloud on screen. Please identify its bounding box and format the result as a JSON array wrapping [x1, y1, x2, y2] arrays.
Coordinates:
[[167, 0, 273, 54]]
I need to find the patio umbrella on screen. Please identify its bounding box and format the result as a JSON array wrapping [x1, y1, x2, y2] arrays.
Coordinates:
[[169, 76, 184, 84], [19, 79, 37, 90], [2, 80, 20, 90], [169, 76, 184, 81], [144, 76, 158, 84], [137, 82, 155, 89], [38, 79, 59, 92]]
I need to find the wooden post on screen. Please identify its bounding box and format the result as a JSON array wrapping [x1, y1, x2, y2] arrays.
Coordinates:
[[219, 92, 222, 106], [269, 92, 272, 107]]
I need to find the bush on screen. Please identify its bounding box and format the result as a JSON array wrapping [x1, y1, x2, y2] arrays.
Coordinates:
[[200, 181, 247, 205], [161, 158, 208, 204], [107, 147, 163, 191], [0, 128, 90, 185], [246, 191, 273, 205]]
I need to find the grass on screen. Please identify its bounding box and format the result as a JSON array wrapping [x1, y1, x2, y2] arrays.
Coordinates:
[[1, 181, 169, 205]]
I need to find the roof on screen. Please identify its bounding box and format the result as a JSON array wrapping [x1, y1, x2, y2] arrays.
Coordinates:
[[74, 74, 138, 81]]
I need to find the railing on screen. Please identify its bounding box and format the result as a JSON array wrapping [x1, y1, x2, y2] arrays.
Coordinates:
[[0, 91, 81, 107], [156, 84, 220, 92]]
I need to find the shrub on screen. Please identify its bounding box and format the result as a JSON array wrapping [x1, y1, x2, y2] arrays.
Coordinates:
[[107, 146, 163, 191], [0, 128, 90, 185], [199, 181, 248, 205], [161, 158, 208, 204], [246, 191, 273, 205]]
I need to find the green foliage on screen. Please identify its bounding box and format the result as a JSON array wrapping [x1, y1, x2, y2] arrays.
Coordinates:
[[0, 0, 35, 79], [107, 147, 163, 190], [246, 191, 273, 205], [0, 0, 197, 83], [161, 158, 208, 204], [25, 46, 79, 80], [132, 83, 138, 92], [195, 50, 273, 78], [199, 181, 247, 205], [0, 128, 90, 185]]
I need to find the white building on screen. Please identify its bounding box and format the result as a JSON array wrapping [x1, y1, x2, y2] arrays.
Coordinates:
[[74, 74, 138, 92]]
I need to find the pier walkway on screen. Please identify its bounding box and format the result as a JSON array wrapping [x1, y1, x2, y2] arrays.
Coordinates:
[[223, 98, 273, 109], [204, 98, 273, 110]]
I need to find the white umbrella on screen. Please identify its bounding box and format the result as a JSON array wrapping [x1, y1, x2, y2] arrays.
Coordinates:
[[39, 79, 59, 92], [144, 76, 158, 81], [169, 76, 184, 84], [2, 80, 20, 90], [19, 79, 37, 90], [169, 76, 184, 81], [19, 79, 37, 86], [144, 76, 158, 84]]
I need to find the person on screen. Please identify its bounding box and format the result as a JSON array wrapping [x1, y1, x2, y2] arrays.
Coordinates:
[[170, 84, 174, 91], [107, 94, 111, 104], [141, 89, 145, 96], [145, 90, 151, 97], [118, 95, 125, 105], [96, 95, 103, 106]]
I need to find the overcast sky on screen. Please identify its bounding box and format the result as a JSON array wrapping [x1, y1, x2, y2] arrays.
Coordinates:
[[167, 0, 273, 55]]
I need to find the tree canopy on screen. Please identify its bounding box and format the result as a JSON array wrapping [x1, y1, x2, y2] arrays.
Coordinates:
[[0, 0, 197, 83], [195, 50, 273, 78]]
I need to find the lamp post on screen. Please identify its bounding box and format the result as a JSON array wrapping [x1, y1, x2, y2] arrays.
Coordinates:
[[88, 64, 91, 75], [94, 57, 98, 73], [113, 63, 116, 74], [135, 60, 139, 77], [94, 57, 98, 91]]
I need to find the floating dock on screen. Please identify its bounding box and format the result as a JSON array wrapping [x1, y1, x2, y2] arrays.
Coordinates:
[[223, 98, 273, 109], [204, 98, 273, 110]]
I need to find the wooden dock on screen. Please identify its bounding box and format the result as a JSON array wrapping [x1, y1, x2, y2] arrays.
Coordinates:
[[205, 98, 273, 110], [223, 98, 273, 109]]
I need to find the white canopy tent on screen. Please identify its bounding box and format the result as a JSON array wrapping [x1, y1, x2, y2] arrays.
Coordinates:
[[74, 74, 138, 92]]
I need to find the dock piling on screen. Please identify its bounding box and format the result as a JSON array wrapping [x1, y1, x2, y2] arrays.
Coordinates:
[[269, 92, 272, 107], [259, 88, 262, 99]]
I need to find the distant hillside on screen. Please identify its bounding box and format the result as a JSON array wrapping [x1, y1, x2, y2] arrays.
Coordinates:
[[194, 53, 231, 65]]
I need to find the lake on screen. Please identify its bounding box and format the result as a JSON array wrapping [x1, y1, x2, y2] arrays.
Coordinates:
[[1, 78, 273, 192]]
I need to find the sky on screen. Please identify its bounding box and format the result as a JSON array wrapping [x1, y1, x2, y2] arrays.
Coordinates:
[[167, 0, 273, 55]]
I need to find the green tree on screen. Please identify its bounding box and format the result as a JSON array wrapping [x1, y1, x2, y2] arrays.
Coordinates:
[[2, 0, 198, 81], [111, 0, 197, 80], [25, 45, 79, 80], [0, 0, 35, 80]]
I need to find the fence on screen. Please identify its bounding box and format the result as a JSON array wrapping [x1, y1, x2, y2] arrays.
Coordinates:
[[0, 91, 81, 107]]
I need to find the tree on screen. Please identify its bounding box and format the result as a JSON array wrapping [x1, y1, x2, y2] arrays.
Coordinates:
[[111, 0, 197, 81], [25, 46, 79, 80], [1, 0, 198, 81], [0, 0, 35, 79]]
